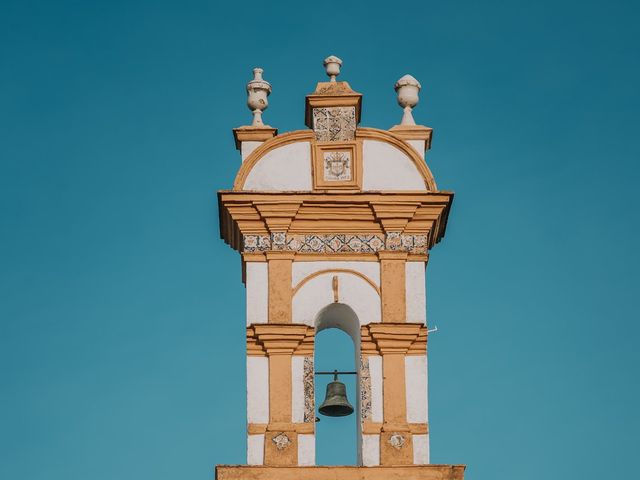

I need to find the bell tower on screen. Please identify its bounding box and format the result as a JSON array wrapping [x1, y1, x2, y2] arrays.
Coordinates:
[[217, 57, 465, 480]]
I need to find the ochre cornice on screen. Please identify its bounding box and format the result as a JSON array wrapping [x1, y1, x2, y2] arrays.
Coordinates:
[[217, 465, 466, 480], [232, 126, 278, 150], [218, 191, 453, 254], [247, 324, 314, 356], [361, 323, 427, 355]]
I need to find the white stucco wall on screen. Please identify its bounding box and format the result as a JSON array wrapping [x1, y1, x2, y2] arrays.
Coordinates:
[[405, 355, 427, 424], [413, 434, 430, 464], [246, 262, 268, 325], [243, 142, 312, 190], [406, 139, 426, 159], [247, 356, 269, 424], [405, 262, 426, 324], [241, 141, 262, 162], [362, 434, 380, 466], [292, 261, 380, 287], [368, 355, 383, 423], [291, 356, 305, 423], [292, 271, 381, 326], [298, 434, 316, 466], [362, 140, 427, 191], [247, 434, 264, 465]]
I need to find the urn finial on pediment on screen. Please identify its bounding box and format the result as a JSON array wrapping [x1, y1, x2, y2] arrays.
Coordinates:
[[323, 55, 343, 82], [246, 67, 272, 127], [395, 74, 422, 126]]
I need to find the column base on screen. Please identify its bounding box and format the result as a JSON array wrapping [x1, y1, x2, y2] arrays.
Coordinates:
[[216, 465, 465, 480]]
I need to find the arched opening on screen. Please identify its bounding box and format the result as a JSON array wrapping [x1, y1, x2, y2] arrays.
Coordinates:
[[314, 303, 361, 466]]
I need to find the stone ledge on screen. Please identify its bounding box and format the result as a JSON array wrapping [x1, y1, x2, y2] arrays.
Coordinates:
[[216, 465, 465, 480]]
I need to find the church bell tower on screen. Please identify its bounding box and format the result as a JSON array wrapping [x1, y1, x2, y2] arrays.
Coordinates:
[[216, 56, 465, 480]]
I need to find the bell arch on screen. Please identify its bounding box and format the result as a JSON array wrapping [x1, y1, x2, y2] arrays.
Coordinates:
[[314, 303, 362, 466], [292, 269, 381, 327]]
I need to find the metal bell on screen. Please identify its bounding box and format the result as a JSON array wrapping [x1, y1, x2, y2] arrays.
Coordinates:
[[318, 372, 354, 417]]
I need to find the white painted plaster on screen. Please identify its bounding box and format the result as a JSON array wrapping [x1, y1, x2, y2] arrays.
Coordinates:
[[362, 140, 427, 191], [240, 141, 262, 162], [291, 356, 305, 423], [425, 354, 429, 423], [243, 141, 312, 191], [246, 262, 268, 325], [247, 434, 265, 465], [407, 139, 426, 158], [405, 262, 426, 324], [368, 355, 383, 423], [292, 261, 380, 287], [292, 272, 381, 326], [362, 434, 380, 466], [298, 434, 316, 466], [247, 356, 269, 424], [405, 355, 427, 424], [413, 434, 430, 464]]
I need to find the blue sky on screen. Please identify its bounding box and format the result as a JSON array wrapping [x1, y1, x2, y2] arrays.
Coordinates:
[[1, 1, 639, 479]]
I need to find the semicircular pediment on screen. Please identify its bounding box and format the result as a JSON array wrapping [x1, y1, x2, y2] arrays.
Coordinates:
[[233, 128, 438, 192]]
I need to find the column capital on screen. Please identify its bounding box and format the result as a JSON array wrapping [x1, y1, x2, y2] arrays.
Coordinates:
[[248, 324, 314, 355], [362, 323, 426, 355]]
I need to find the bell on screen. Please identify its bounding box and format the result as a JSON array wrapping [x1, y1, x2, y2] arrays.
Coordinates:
[[318, 372, 354, 417]]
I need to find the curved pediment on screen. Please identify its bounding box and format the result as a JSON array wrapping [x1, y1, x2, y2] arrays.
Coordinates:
[[233, 128, 437, 192]]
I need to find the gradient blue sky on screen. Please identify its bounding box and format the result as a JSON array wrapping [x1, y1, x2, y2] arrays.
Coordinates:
[[1, 1, 639, 479]]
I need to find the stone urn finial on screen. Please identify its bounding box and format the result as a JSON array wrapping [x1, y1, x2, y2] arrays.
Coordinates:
[[323, 55, 342, 82], [246, 67, 272, 127], [394, 74, 422, 126]]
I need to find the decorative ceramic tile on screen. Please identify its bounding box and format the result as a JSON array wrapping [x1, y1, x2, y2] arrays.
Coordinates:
[[385, 231, 402, 250], [389, 433, 406, 450], [243, 233, 429, 254], [360, 355, 372, 420], [243, 234, 271, 252], [323, 151, 352, 181], [271, 232, 286, 250], [272, 432, 291, 450], [303, 356, 315, 423], [312, 107, 356, 142]]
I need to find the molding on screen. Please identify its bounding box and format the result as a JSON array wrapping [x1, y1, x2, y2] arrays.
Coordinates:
[[242, 253, 429, 262], [248, 324, 314, 356], [219, 191, 453, 254], [217, 465, 466, 480], [292, 268, 380, 296], [248, 423, 315, 435], [389, 125, 433, 150], [311, 141, 362, 190], [362, 422, 429, 435], [304, 81, 362, 128], [361, 324, 427, 355], [233, 126, 278, 150], [377, 251, 409, 260]]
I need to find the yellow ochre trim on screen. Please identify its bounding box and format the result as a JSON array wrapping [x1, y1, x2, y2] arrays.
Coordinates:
[[292, 268, 380, 296], [233, 130, 315, 190], [232, 127, 438, 192]]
